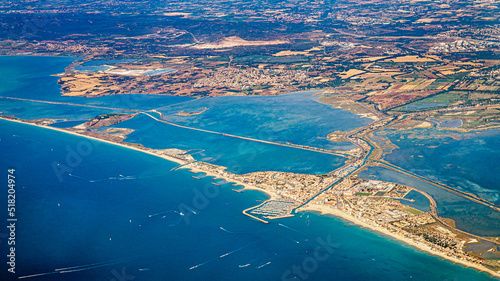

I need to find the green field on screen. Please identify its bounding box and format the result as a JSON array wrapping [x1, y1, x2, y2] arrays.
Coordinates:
[[355, 192, 372, 196], [404, 208, 423, 215]]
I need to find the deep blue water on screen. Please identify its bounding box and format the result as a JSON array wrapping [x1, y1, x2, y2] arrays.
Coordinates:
[[1, 55, 500, 280], [1, 119, 497, 281], [157, 92, 370, 151]]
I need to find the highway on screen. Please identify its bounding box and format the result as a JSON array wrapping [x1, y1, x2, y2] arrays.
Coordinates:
[[372, 160, 500, 212], [410, 188, 500, 246]]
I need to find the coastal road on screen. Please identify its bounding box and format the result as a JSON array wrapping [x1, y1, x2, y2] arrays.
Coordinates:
[[372, 160, 500, 212], [139, 112, 353, 159], [410, 188, 500, 246]]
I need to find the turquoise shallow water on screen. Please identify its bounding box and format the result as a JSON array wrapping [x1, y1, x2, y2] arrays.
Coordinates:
[[359, 167, 500, 237], [1, 119, 497, 281], [377, 128, 500, 205], [158, 92, 370, 151], [369, 127, 500, 236], [2, 55, 500, 280], [112, 113, 347, 175]]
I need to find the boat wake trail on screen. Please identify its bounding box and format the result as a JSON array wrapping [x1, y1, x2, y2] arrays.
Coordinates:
[[19, 257, 136, 279], [256, 261, 271, 269], [110, 174, 137, 181], [219, 241, 258, 258], [183, 205, 197, 215], [219, 226, 265, 234], [90, 174, 141, 183], [278, 223, 308, 236], [68, 173, 88, 181], [190, 241, 262, 271], [220, 226, 234, 233], [149, 210, 184, 226], [149, 210, 174, 218], [189, 259, 214, 270], [19, 272, 58, 279]]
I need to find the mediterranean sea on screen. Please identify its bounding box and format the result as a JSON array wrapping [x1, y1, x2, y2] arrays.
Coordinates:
[[0, 119, 496, 281]]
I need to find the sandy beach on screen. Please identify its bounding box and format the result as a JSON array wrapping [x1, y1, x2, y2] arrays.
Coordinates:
[[0, 117, 279, 202], [180, 164, 279, 201], [4, 116, 499, 278], [297, 203, 500, 279], [0, 117, 187, 165]]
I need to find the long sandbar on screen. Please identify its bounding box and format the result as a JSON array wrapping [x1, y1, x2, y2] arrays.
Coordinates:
[[0, 116, 278, 200], [0, 117, 186, 165], [4, 117, 498, 278]]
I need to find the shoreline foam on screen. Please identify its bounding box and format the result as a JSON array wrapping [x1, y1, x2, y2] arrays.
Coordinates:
[[297, 203, 500, 279], [2, 116, 499, 279]]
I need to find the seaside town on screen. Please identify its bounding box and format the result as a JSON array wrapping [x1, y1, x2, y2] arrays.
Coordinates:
[[1, 0, 500, 279], [79, 133, 491, 275], [177, 155, 492, 271]]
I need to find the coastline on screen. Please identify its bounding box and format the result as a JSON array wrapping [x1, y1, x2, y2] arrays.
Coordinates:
[[0, 116, 279, 200], [297, 203, 500, 279], [3, 116, 500, 279], [181, 165, 279, 201], [0, 117, 186, 166]]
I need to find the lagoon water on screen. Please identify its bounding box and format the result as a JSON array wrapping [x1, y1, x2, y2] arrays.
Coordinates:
[[0, 56, 193, 120], [1, 55, 500, 280], [376, 128, 500, 205], [112, 113, 347, 175], [158, 92, 370, 151], [1, 119, 497, 281], [359, 167, 500, 237]]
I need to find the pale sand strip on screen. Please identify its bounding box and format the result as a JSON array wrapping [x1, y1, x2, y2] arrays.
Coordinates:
[[0, 117, 278, 201], [4, 117, 499, 277], [180, 165, 279, 201], [0, 117, 187, 165], [297, 204, 500, 279]]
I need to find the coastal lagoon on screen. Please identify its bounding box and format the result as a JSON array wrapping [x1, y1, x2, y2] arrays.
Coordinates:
[[359, 167, 500, 237], [158, 92, 370, 151], [376, 127, 500, 205], [1, 119, 496, 281], [111, 114, 347, 175], [0, 56, 194, 120], [2, 55, 500, 280]]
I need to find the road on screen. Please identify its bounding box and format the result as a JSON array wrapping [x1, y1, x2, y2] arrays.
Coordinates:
[[372, 160, 500, 212], [139, 112, 353, 159], [411, 188, 500, 246]]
